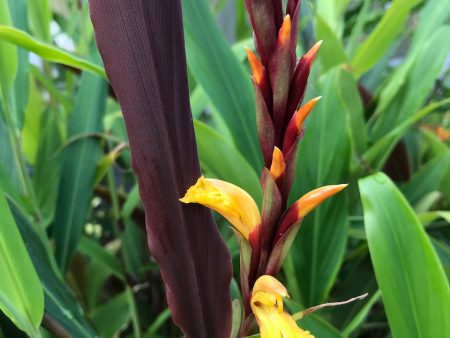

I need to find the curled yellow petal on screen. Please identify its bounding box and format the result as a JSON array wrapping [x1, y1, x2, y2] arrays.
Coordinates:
[[251, 275, 314, 338], [180, 176, 260, 239]]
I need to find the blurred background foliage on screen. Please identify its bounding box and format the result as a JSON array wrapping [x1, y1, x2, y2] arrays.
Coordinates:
[[0, 0, 449, 337]]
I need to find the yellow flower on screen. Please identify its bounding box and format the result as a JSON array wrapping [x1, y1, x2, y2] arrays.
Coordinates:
[[251, 275, 314, 338], [180, 176, 260, 239]]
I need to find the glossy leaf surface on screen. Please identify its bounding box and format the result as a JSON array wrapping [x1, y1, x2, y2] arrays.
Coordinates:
[[359, 173, 450, 338]]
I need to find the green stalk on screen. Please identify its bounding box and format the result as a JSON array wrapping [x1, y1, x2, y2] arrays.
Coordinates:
[[1, 91, 42, 222]]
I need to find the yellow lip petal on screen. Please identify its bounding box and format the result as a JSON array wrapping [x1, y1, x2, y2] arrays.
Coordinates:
[[251, 275, 315, 338], [180, 176, 261, 239]]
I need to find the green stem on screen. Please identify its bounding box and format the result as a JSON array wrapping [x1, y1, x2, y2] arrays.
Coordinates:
[[1, 92, 42, 222]]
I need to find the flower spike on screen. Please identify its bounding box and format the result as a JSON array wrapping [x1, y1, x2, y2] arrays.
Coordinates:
[[180, 176, 261, 240], [251, 275, 314, 338]]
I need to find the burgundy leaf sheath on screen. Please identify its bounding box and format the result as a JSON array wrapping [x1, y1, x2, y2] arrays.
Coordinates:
[[89, 1, 232, 337]]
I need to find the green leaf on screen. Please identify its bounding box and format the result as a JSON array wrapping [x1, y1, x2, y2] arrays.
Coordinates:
[[315, 15, 347, 73], [401, 151, 450, 205], [351, 0, 422, 77], [143, 308, 171, 338], [337, 69, 366, 155], [0, 187, 43, 336], [290, 68, 352, 306], [78, 236, 125, 281], [432, 239, 450, 280], [90, 291, 130, 338], [8, 0, 29, 130], [0, 25, 106, 77], [53, 71, 107, 271], [342, 290, 381, 337], [298, 315, 342, 338], [10, 202, 97, 338], [194, 119, 262, 204], [21, 77, 44, 165], [31, 108, 63, 226], [0, 1, 17, 98], [363, 98, 450, 171], [374, 0, 450, 118], [183, 0, 262, 170], [359, 173, 450, 338], [26, 0, 50, 41], [370, 26, 450, 140], [230, 300, 242, 338]]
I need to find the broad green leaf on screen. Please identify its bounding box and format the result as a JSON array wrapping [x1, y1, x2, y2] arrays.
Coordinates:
[[315, 0, 345, 37], [10, 202, 97, 338], [337, 69, 366, 155], [351, 0, 422, 77], [401, 151, 450, 205], [298, 315, 342, 338], [315, 15, 347, 73], [370, 26, 450, 140], [54, 71, 107, 271], [0, 119, 22, 203], [8, 0, 29, 130], [122, 220, 148, 279], [183, 0, 262, 170], [90, 291, 130, 338], [375, 0, 450, 115], [32, 109, 63, 226], [0, 1, 17, 98], [230, 300, 242, 338], [418, 211, 450, 228], [194, 119, 262, 204], [359, 173, 450, 338], [290, 68, 352, 306], [21, 77, 44, 165], [363, 98, 450, 171], [78, 236, 125, 281], [26, 0, 50, 41], [0, 188, 43, 337], [432, 239, 450, 280], [0, 25, 106, 77], [346, 0, 372, 58]]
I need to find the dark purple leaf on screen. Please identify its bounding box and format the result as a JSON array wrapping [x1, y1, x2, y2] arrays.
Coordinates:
[[88, 1, 232, 337]]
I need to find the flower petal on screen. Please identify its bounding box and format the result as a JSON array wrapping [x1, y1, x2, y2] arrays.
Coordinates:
[[180, 176, 261, 239], [276, 184, 348, 241]]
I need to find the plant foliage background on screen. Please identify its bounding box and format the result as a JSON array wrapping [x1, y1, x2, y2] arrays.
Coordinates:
[[0, 0, 449, 337]]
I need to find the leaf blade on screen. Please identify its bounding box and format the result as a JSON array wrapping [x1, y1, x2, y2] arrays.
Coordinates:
[[359, 173, 450, 338]]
